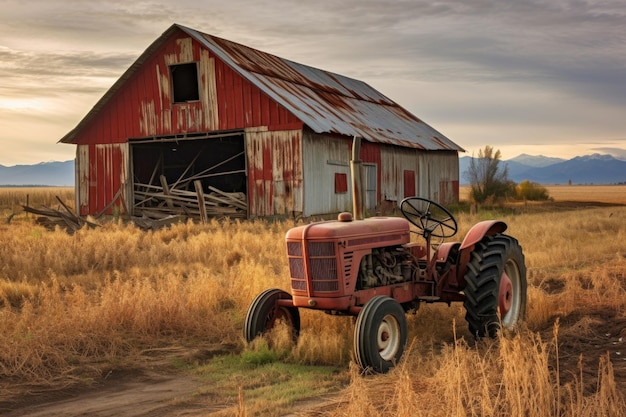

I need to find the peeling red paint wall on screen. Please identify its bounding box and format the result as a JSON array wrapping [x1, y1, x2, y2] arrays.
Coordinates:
[[77, 144, 128, 216]]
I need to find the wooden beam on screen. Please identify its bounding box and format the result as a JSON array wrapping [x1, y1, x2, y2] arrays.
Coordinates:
[[159, 175, 175, 209], [172, 149, 204, 190], [194, 180, 208, 224], [208, 186, 247, 210], [95, 187, 123, 219]]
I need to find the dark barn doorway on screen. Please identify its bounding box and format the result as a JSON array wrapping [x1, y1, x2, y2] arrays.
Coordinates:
[[130, 132, 247, 220]]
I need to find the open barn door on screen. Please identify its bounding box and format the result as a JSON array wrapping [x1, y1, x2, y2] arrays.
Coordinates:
[[129, 131, 247, 221]]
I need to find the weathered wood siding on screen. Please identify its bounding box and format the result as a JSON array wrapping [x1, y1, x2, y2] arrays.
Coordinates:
[[75, 143, 129, 216], [245, 128, 303, 217]]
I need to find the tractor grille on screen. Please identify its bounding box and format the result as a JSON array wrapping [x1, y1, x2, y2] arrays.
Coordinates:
[[343, 251, 354, 283], [287, 241, 302, 256], [288, 241, 339, 293]]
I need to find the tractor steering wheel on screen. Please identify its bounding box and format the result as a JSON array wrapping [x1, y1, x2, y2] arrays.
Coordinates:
[[400, 197, 458, 239]]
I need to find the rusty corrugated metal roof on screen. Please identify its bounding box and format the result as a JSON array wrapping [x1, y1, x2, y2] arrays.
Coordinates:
[[61, 23, 464, 152], [181, 25, 463, 152]]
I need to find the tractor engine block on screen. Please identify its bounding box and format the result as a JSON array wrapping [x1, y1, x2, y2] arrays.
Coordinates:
[[358, 246, 414, 289]]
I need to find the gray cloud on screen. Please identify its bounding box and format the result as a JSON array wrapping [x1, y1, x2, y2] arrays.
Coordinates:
[[0, 46, 137, 101], [0, 0, 625, 164], [591, 147, 626, 160]]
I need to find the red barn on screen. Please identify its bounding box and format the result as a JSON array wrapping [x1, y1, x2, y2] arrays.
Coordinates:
[[60, 24, 463, 220]]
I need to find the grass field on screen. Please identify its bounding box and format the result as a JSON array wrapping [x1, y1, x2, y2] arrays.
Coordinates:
[[460, 184, 626, 204], [0, 186, 625, 415], [543, 184, 626, 204]]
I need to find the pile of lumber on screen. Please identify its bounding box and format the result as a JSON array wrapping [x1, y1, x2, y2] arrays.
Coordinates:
[[133, 175, 247, 222], [22, 196, 100, 233]]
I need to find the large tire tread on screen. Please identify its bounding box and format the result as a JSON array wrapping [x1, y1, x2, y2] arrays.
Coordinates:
[[463, 234, 527, 338]]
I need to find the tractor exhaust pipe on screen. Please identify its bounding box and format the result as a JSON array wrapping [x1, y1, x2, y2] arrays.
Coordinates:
[[351, 136, 364, 220]]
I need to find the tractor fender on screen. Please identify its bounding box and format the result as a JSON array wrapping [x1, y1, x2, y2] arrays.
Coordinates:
[[434, 242, 459, 264], [459, 220, 508, 250], [457, 220, 508, 288]]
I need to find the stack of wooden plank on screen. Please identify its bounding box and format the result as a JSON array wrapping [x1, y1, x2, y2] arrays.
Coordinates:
[[133, 175, 247, 222]]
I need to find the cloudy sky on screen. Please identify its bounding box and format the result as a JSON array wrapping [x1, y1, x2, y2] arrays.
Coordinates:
[[1, 0, 625, 165]]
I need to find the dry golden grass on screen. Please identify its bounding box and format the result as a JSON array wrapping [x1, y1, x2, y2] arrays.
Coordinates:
[[544, 185, 626, 204], [332, 324, 625, 417], [1, 187, 625, 415], [0, 187, 74, 218], [460, 184, 626, 205]]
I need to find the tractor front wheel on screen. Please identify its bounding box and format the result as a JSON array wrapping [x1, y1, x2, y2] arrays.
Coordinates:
[[244, 288, 300, 343], [463, 234, 527, 338], [354, 296, 407, 373]]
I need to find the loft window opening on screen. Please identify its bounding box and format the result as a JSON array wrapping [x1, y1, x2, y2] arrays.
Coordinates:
[[170, 62, 199, 103]]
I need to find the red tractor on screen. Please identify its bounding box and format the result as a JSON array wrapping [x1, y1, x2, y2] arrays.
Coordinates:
[[244, 197, 527, 373], [244, 139, 526, 373]]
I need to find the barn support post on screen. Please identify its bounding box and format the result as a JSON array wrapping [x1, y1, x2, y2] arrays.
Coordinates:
[[194, 180, 208, 223]]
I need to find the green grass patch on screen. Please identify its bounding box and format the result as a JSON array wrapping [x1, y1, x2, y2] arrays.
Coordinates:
[[194, 351, 348, 416]]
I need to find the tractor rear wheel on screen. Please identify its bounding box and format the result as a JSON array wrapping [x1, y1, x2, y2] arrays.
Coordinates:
[[354, 296, 407, 373], [463, 234, 527, 338], [244, 288, 300, 343]]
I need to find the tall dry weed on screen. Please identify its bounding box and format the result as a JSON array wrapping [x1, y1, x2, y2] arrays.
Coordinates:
[[336, 322, 625, 417]]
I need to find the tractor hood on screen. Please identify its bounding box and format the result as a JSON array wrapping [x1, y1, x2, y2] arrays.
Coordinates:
[[286, 213, 411, 248]]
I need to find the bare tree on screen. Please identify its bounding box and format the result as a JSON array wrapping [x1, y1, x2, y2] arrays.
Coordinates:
[[464, 146, 514, 204]]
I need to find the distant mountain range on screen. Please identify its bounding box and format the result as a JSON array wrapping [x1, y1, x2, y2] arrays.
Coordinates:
[[460, 153, 626, 185], [0, 161, 74, 186], [1, 153, 625, 186]]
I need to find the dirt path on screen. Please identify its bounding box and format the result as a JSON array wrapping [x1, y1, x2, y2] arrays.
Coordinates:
[[2, 368, 343, 417], [2, 369, 215, 417]]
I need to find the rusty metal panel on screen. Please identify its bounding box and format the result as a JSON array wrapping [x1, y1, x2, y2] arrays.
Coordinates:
[[245, 129, 303, 217], [380, 147, 459, 206], [416, 151, 459, 204], [360, 141, 381, 208], [299, 131, 454, 217], [271, 130, 301, 215], [301, 131, 354, 216], [380, 146, 418, 205]]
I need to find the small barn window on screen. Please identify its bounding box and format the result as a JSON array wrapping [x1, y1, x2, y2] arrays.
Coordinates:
[[404, 170, 416, 198], [170, 63, 199, 103], [335, 173, 348, 194]]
